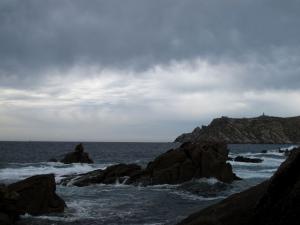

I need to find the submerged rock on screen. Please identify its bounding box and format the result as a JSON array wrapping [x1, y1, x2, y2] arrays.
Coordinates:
[[177, 147, 300, 225], [61, 141, 239, 186], [233, 156, 263, 163], [178, 179, 230, 197], [48, 158, 58, 162], [60, 143, 94, 164]]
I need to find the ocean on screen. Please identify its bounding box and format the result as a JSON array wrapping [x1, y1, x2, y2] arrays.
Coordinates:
[[0, 142, 296, 225]]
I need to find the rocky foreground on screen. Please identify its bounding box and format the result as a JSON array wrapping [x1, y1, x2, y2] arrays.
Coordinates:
[[0, 174, 66, 225], [60, 141, 239, 186], [175, 115, 300, 144], [177, 146, 300, 225]]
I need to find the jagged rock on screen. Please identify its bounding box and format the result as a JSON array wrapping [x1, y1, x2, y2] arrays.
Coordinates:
[[177, 147, 300, 225], [136, 141, 239, 185], [233, 156, 263, 163], [8, 174, 66, 215], [175, 115, 300, 144], [61, 164, 142, 187], [61, 142, 239, 186], [60, 143, 93, 164], [248, 147, 300, 225]]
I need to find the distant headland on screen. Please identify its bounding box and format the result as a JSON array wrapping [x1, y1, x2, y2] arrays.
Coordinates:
[[175, 115, 300, 144]]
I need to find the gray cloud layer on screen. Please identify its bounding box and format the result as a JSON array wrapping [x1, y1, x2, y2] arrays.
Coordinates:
[[1, 0, 300, 141], [1, 0, 300, 79]]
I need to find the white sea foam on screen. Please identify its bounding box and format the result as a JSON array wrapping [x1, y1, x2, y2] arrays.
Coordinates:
[[0, 162, 108, 182], [229, 156, 284, 167], [233, 168, 277, 179]]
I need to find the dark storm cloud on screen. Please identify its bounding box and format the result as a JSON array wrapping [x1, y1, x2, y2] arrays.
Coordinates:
[[1, 0, 300, 88]]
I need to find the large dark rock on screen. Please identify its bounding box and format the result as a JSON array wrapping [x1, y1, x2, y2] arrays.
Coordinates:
[[136, 141, 239, 185], [61, 141, 239, 186], [0, 174, 66, 225], [60, 143, 94, 164], [0, 185, 20, 225], [177, 147, 300, 225], [8, 174, 66, 216], [61, 164, 142, 187], [233, 156, 263, 163], [175, 115, 300, 144], [248, 147, 300, 225]]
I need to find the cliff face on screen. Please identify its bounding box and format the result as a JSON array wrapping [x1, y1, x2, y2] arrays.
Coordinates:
[[175, 115, 300, 144]]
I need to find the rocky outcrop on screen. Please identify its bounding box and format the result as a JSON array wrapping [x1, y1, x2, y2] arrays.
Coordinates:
[[0, 174, 66, 225], [177, 147, 300, 225], [60, 142, 239, 186], [60, 143, 94, 164], [8, 174, 66, 216], [175, 115, 300, 144], [232, 156, 263, 163], [60, 164, 142, 187], [137, 141, 239, 185]]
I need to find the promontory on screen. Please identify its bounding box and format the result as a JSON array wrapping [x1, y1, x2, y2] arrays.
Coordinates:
[[175, 115, 300, 144]]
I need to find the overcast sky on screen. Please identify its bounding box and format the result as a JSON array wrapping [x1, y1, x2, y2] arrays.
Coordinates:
[[1, 0, 300, 141]]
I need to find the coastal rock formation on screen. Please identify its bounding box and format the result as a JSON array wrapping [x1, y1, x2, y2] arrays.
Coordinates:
[[60, 164, 142, 186], [8, 174, 66, 215], [232, 156, 263, 163], [60, 143, 94, 164], [61, 141, 239, 186], [136, 141, 239, 184], [0, 174, 66, 225], [177, 147, 300, 225], [175, 115, 300, 144]]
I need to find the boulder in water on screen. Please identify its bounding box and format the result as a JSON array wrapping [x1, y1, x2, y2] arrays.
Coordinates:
[[135, 141, 240, 185], [60, 143, 94, 164], [8, 174, 66, 215], [1, 174, 66, 225], [234, 156, 263, 163]]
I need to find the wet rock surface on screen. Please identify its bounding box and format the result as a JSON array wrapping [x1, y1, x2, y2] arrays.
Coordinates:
[[177, 147, 300, 225], [61, 141, 239, 186]]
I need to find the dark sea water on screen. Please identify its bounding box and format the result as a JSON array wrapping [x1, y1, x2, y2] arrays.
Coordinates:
[[0, 142, 297, 225]]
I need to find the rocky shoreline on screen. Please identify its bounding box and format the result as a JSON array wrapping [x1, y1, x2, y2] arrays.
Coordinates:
[[1, 142, 298, 225], [177, 146, 300, 225], [60, 141, 239, 187]]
